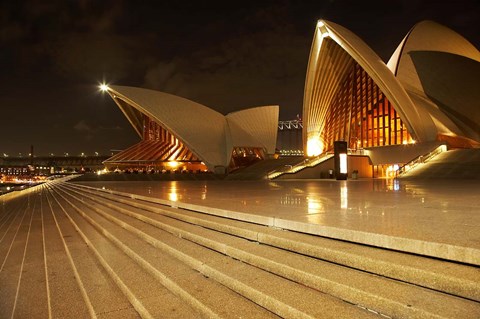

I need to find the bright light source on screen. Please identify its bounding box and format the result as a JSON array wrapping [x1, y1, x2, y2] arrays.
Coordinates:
[[339, 153, 348, 174], [317, 21, 325, 27], [306, 138, 323, 157], [167, 161, 180, 168], [321, 32, 329, 38], [100, 84, 109, 92]]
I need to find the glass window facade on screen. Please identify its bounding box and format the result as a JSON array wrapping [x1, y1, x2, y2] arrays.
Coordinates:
[[321, 61, 412, 152]]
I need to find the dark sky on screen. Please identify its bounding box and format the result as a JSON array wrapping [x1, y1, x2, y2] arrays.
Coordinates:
[[1, 0, 478, 156]]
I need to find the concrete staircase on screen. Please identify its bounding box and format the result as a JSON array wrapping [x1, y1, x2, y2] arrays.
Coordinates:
[[226, 157, 304, 180], [267, 154, 334, 179], [1, 179, 479, 318], [399, 148, 480, 179]]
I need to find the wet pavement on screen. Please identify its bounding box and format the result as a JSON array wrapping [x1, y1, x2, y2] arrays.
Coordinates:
[[74, 178, 480, 264]]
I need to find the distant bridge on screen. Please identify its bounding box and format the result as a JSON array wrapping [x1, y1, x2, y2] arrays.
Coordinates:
[[277, 120, 304, 156]]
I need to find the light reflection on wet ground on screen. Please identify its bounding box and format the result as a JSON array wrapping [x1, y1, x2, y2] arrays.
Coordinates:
[[76, 179, 480, 249]]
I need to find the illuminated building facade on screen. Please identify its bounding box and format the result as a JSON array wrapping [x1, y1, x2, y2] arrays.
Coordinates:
[[303, 20, 480, 175], [102, 86, 278, 173]]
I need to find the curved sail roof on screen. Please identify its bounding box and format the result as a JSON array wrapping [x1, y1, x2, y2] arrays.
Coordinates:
[[387, 21, 480, 142], [303, 20, 437, 151], [226, 105, 279, 154], [105, 85, 279, 170], [387, 20, 480, 80], [108, 85, 228, 169], [303, 19, 480, 152]]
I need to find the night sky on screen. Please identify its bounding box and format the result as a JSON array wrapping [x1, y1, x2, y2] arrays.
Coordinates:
[[1, 0, 478, 156]]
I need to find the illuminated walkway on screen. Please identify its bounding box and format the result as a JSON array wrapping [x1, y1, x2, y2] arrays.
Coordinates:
[[79, 178, 480, 265], [0, 179, 479, 318]]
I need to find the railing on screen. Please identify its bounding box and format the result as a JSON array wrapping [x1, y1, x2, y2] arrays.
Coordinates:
[[267, 153, 334, 179], [278, 120, 303, 130], [396, 144, 447, 176]]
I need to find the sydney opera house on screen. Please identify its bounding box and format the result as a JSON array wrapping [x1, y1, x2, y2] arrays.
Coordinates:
[[303, 20, 480, 176], [101, 86, 278, 174], [101, 19, 479, 178]]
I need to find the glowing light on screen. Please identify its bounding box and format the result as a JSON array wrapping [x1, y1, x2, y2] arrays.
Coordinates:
[[317, 21, 325, 28], [99, 84, 109, 92], [306, 138, 323, 157], [402, 140, 408, 145], [96, 168, 108, 176], [339, 153, 348, 174], [386, 164, 400, 178], [321, 32, 329, 38], [167, 161, 180, 168]]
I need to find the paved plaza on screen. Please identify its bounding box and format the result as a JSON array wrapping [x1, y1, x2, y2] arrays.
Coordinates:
[[77, 178, 480, 265]]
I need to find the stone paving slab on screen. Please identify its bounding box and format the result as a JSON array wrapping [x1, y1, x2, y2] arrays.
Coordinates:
[[73, 179, 480, 265]]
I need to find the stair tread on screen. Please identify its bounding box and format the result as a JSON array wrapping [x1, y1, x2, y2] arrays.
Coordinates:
[[71, 182, 480, 300], [74, 184, 480, 318], [62, 184, 376, 319]]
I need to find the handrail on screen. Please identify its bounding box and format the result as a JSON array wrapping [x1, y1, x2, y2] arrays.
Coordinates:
[[267, 153, 334, 179], [396, 144, 447, 176]]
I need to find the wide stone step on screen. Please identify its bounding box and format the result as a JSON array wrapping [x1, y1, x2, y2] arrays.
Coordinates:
[[64, 182, 480, 302], [54, 183, 378, 319], [51, 185, 280, 319], [0, 195, 26, 232], [45, 189, 139, 318], [0, 193, 36, 318], [59, 182, 480, 319], [48, 186, 202, 318]]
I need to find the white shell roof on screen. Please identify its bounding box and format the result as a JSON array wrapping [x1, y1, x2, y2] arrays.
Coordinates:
[[304, 19, 480, 147], [226, 105, 279, 154], [304, 20, 436, 145], [106, 85, 279, 169], [387, 20, 480, 142]]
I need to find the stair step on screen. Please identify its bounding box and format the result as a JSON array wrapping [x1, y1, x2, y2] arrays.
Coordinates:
[[42, 192, 95, 318], [61, 183, 480, 319], [46, 189, 142, 318], [53, 185, 280, 319], [13, 194, 49, 319], [56, 183, 378, 319], [66, 182, 480, 302], [49, 187, 201, 318], [0, 195, 35, 318]]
